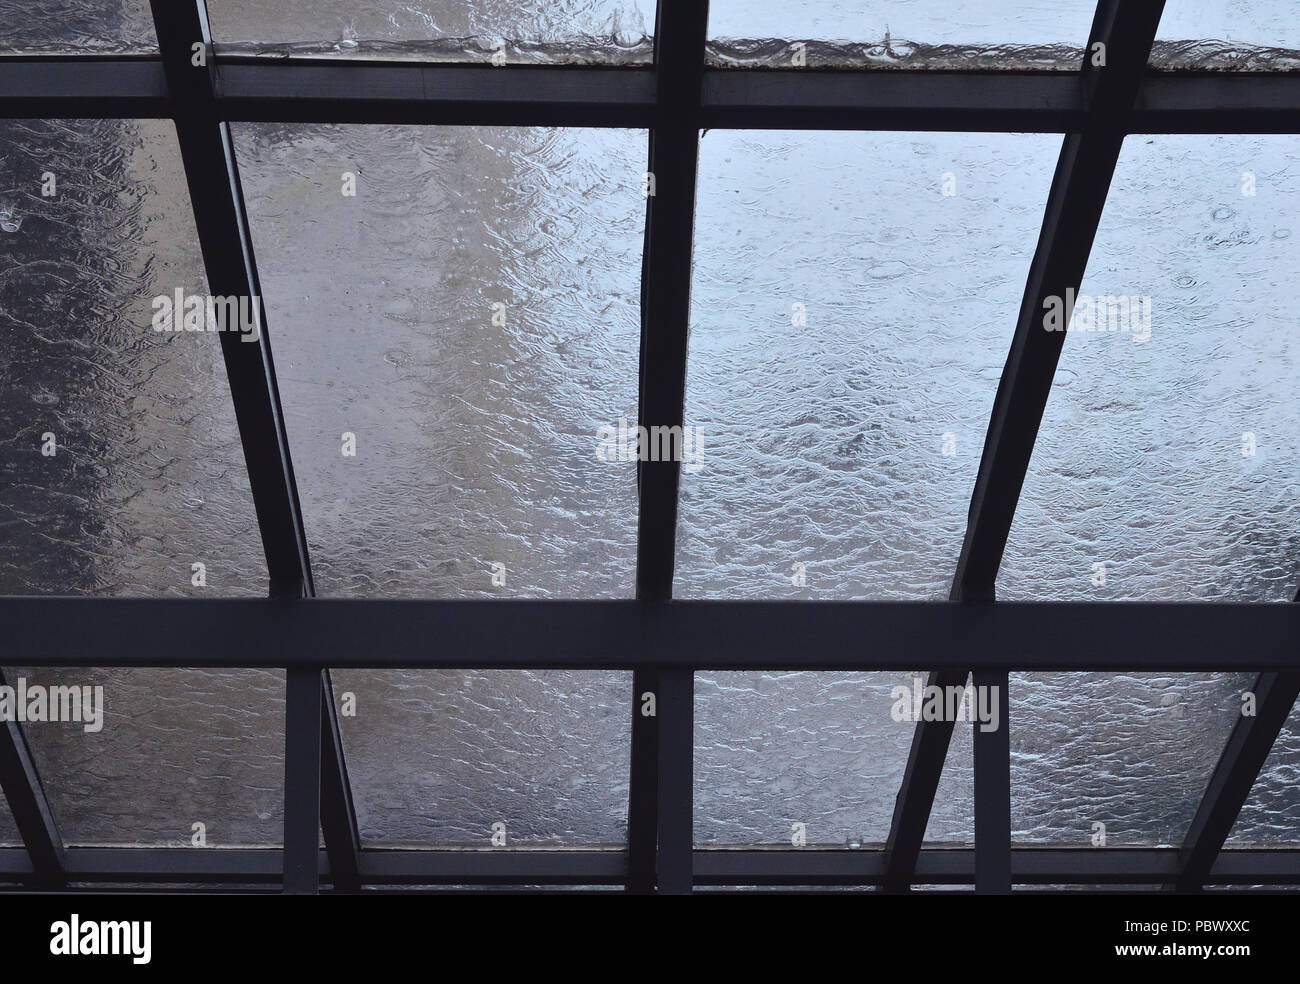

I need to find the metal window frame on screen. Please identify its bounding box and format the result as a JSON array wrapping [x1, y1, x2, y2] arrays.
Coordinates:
[[0, 0, 1298, 894]]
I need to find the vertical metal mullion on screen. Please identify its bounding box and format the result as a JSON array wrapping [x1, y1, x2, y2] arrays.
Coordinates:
[[655, 668, 695, 894], [283, 665, 322, 894], [628, 0, 709, 893], [973, 670, 1011, 894], [627, 666, 659, 892]]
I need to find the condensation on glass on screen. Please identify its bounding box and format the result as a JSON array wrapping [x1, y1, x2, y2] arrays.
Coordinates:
[[1230, 699, 1300, 845], [695, 671, 974, 846], [1010, 673, 1253, 846], [676, 129, 1060, 602], [0, 118, 281, 846], [0, 1, 157, 53], [205, 0, 656, 64], [1000, 135, 1300, 603], [706, 0, 1098, 69], [1151, 0, 1300, 70]]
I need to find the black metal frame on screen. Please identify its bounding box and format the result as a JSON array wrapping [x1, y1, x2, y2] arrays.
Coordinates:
[[1, 0, 1298, 894]]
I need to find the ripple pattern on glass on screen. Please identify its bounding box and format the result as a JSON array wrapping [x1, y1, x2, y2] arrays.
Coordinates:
[[1011, 673, 1252, 846], [0, 119, 266, 598], [1152, 0, 1300, 70], [332, 669, 629, 845], [206, 0, 655, 63], [1229, 698, 1300, 845], [694, 671, 974, 846], [1000, 136, 1300, 602], [0, 1, 156, 53], [231, 124, 644, 843], [677, 129, 1060, 601], [232, 124, 643, 600], [5, 666, 287, 847], [0, 790, 17, 845], [706, 0, 1096, 69], [0, 118, 280, 846]]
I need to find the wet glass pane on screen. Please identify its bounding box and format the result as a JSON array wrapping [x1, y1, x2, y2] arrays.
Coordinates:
[[1011, 673, 1252, 846], [0, 119, 266, 598], [706, 1, 1098, 69], [206, 0, 655, 63], [7, 667, 286, 847], [1152, 0, 1300, 70], [232, 123, 642, 844], [333, 670, 629, 846], [0, 1, 157, 53], [677, 129, 1060, 601], [233, 124, 644, 600], [0, 118, 279, 846], [1229, 698, 1300, 845], [695, 672, 973, 846], [0, 786, 18, 845], [1000, 135, 1300, 602]]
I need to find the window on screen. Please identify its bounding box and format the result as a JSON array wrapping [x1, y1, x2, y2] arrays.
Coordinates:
[[0, 0, 1296, 896]]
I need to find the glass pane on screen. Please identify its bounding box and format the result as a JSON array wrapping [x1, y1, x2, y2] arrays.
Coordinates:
[[0, 119, 266, 597], [206, 0, 655, 63], [695, 672, 973, 846], [7, 667, 286, 847], [233, 124, 644, 600], [1000, 135, 1300, 602], [0, 1, 157, 53], [1152, 0, 1300, 70], [677, 129, 1061, 601], [707, 1, 1098, 69], [333, 670, 629, 845], [0, 786, 18, 845], [1229, 698, 1300, 845], [1011, 673, 1252, 846], [0, 118, 278, 845]]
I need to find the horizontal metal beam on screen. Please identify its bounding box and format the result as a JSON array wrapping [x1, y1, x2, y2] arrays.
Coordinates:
[[0, 57, 169, 117], [700, 70, 1086, 131], [0, 598, 1297, 671], [0, 848, 1295, 887], [357, 850, 626, 886], [2, 60, 1299, 133], [701, 848, 1300, 886], [1135, 73, 1300, 133], [215, 62, 657, 126]]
